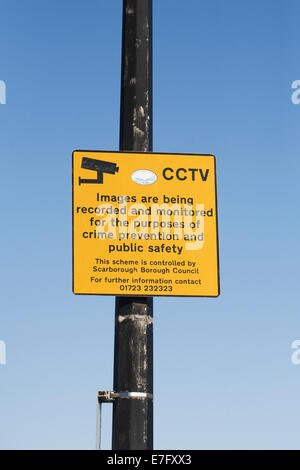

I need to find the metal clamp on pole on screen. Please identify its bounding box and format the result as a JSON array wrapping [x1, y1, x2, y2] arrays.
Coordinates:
[[98, 390, 116, 403], [96, 390, 154, 450], [112, 392, 153, 399]]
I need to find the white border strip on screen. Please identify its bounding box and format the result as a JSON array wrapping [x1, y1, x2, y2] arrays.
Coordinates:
[[114, 392, 153, 399]]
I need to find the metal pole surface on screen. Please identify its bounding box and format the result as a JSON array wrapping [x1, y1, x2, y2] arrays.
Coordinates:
[[112, 0, 153, 450]]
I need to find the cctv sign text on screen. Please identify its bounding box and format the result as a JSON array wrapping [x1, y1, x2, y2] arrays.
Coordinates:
[[162, 167, 209, 181], [72, 150, 219, 297]]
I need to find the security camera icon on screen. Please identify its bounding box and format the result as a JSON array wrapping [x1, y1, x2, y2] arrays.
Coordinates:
[[79, 157, 119, 185]]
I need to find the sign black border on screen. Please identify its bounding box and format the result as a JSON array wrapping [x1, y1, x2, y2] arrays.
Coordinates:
[[72, 149, 220, 297]]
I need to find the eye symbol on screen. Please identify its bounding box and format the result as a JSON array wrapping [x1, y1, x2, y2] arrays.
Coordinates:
[[131, 169, 157, 185]]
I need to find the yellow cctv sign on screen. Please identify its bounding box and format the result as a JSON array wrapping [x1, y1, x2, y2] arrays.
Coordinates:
[[72, 150, 220, 296]]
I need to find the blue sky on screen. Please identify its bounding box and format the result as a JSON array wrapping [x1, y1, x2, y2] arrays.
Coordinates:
[[0, 0, 300, 449]]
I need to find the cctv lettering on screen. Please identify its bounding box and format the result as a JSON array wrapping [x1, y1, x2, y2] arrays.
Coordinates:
[[162, 167, 209, 181]]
